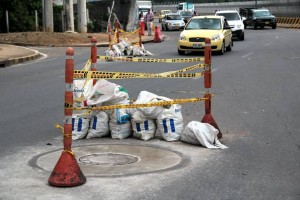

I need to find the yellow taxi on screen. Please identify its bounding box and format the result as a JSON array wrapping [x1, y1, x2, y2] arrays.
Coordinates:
[[178, 16, 233, 55], [159, 10, 172, 23]]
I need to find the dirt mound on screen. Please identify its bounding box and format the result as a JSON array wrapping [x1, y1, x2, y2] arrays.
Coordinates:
[[0, 32, 108, 46]]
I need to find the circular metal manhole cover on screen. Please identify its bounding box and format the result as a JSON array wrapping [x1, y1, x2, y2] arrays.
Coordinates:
[[35, 144, 183, 176], [79, 153, 139, 166]]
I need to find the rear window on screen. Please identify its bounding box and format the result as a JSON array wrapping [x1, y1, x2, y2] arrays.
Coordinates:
[[253, 10, 271, 17], [216, 12, 240, 21], [167, 15, 182, 20]]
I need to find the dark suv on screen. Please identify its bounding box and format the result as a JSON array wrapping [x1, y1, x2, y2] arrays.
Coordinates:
[[240, 8, 277, 29]]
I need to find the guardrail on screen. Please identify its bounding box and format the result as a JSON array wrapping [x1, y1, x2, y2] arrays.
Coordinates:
[[277, 17, 300, 29]]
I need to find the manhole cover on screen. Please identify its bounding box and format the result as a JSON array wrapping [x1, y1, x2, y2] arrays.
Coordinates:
[[79, 153, 139, 166]]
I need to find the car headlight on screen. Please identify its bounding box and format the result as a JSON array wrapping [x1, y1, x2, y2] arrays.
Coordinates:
[[211, 34, 221, 41], [167, 22, 172, 26], [181, 22, 185, 26], [237, 24, 242, 28], [179, 34, 186, 41]]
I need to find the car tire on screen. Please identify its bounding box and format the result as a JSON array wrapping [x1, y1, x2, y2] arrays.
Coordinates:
[[240, 34, 245, 41], [272, 24, 277, 29], [226, 40, 233, 52], [218, 42, 225, 55], [178, 49, 185, 55], [166, 25, 169, 31], [254, 24, 258, 30]]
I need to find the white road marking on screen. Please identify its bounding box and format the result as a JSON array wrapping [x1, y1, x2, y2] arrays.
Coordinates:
[[242, 52, 253, 58]]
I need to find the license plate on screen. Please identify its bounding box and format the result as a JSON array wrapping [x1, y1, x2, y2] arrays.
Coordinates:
[[193, 44, 202, 48], [174, 26, 179, 29], [265, 22, 270, 24]]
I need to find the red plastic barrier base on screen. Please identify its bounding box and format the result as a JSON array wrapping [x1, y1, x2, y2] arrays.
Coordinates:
[[48, 151, 86, 187], [201, 113, 222, 139]]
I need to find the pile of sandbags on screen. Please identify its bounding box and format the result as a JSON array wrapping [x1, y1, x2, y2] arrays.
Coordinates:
[[72, 79, 131, 140], [71, 82, 227, 149], [105, 39, 153, 57]]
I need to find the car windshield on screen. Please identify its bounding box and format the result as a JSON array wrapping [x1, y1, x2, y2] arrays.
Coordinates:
[[167, 15, 182, 20], [180, 11, 192, 16], [185, 18, 221, 30], [253, 10, 271, 17], [216, 12, 240, 20]]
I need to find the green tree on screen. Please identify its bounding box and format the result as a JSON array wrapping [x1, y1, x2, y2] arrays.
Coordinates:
[[0, 0, 42, 33]]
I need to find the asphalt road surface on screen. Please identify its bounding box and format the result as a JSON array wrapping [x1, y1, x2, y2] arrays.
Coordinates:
[[0, 27, 299, 200]]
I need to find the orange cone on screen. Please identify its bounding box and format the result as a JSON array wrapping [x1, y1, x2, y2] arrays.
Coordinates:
[[154, 26, 163, 43]]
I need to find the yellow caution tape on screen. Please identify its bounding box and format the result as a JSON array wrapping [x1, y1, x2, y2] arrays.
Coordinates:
[[55, 124, 64, 133], [67, 97, 207, 111], [74, 70, 203, 79], [97, 56, 205, 63]]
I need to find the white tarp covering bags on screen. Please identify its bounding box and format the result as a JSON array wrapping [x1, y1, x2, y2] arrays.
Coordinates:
[[181, 121, 228, 149]]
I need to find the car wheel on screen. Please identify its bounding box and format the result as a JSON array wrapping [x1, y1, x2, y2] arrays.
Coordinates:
[[226, 40, 233, 52], [254, 24, 258, 30], [178, 49, 185, 55], [218, 42, 225, 55], [240, 34, 245, 41], [272, 24, 277, 29], [166, 25, 169, 31]]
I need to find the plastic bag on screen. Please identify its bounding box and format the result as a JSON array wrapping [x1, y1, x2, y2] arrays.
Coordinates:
[[72, 117, 90, 140], [86, 111, 110, 139], [156, 104, 183, 142], [131, 111, 156, 141], [181, 121, 228, 149]]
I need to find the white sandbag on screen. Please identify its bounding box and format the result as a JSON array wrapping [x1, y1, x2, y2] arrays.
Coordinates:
[[112, 45, 122, 57], [134, 91, 170, 119], [108, 108, 131, 124], [132, 45, 144, 56], [86, 79, 129, 106], [181, 121, 228, 149], [131, 111, 156, 141], [86, 111, 110, 139], [73, 79, 95, 118], [72, 117, 90, 140], [105, 49, 115, 57], [109, 120, 132, 139], [156, 104, 183, 142], [132, 119, 156, 141]]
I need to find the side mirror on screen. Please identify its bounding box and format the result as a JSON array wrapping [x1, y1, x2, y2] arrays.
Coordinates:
[[224, 25, 231, 30], [242, 17, 246, 21]]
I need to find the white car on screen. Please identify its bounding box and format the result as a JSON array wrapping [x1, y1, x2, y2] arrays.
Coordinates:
[[215, 10, 245, 40], [161, 13, 185, 31]]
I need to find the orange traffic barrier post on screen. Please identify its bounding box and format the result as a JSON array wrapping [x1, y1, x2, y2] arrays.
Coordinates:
[[91, 37, 97, 85], [139, 21, 142, 47], [201, 93, 222, 139], [115, 20, 120, 43], [108, 22, 112, 50], [204, 38, 212, 88], [154, 26, 163, 43], [48, 47, 86, 187]]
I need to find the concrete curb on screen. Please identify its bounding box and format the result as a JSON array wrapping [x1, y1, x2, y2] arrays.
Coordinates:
[[0, 37, 156, 67], [0, 45, 42, 68]]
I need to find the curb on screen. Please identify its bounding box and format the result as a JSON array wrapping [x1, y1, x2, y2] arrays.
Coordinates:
[[0, 38, 156, 67], [0, 45, 42, 68]]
